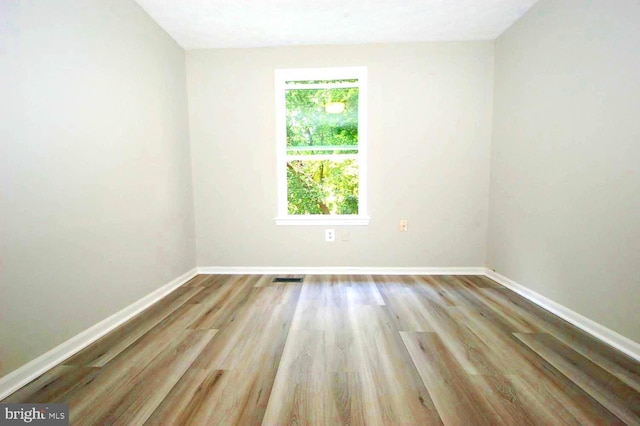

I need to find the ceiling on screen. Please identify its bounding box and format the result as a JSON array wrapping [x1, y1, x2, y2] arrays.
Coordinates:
[[135, 0, 539, 50]]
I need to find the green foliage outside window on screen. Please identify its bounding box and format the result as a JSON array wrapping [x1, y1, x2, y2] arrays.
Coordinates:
[[285, 85, 359, 215]]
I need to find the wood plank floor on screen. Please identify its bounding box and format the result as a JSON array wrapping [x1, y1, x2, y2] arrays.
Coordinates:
[[3, 274, 639, 425]]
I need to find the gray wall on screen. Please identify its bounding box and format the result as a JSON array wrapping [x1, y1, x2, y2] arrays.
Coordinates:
[[5, 0, 637, 381], [187, 43, 494, 268], [0, 0, 196, 376], [488, 0, 640, 341]]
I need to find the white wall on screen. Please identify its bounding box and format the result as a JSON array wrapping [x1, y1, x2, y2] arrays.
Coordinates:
[[0, 0, 195, 376], [187, 43, 494, 268], [488, 0, 640, 341]]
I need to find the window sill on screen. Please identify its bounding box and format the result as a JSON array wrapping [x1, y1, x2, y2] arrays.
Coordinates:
[[275, 216, 370, 226]]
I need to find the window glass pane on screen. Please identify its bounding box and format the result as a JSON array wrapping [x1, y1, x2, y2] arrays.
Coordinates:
[[287, 159, 358, 215], [286, 87, 358, 153]]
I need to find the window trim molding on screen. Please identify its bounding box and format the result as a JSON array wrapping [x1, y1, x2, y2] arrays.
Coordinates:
[[274, 66, 368, 226], [274, 215, 371, 226]]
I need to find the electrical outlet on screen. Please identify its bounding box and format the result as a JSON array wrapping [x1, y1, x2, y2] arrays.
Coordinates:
[[325, 229, 336, 242], [399, 219, 408, 232]]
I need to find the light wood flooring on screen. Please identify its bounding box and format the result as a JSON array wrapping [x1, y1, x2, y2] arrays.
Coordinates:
[[3, 274, 640, 425]]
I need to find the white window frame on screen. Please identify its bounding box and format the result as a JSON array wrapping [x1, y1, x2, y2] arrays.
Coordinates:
[[274, 67, 369, 226]]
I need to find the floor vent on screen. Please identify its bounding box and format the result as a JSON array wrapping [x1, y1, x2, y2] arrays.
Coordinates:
[[272, 277, 304, 283]]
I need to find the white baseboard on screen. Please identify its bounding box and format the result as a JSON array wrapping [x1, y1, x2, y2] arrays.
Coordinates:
[[197, 266, 486, 275], [484, 269, 640, 362], [0, 268, 198, 401]]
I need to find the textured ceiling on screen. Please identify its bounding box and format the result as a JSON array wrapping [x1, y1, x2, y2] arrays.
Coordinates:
[[135, 0, 539, 50]]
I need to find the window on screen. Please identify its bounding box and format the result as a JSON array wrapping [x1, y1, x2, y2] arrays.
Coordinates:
[[275, 67, 369, 225]]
